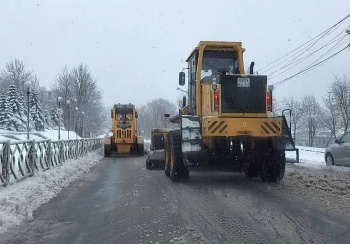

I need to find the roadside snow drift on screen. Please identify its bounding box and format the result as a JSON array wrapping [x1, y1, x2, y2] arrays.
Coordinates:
[[0, 151, 103, 234]]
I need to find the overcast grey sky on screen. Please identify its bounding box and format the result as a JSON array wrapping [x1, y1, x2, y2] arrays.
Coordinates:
[[0, 0, 349, 108]]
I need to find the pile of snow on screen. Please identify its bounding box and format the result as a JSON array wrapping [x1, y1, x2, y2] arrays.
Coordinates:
[[0, 151, 103, 234], [285, 146, 350, 217]]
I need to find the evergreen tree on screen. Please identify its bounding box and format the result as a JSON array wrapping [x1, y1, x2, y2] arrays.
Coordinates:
[[43, 109, 54, 129], [0, 92, 15, 130], [7, 84, 27, 131], [50, 108, 60, 129]]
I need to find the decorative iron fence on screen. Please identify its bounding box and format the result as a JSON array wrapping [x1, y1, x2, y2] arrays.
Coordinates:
[[0, 138, 103, 187]]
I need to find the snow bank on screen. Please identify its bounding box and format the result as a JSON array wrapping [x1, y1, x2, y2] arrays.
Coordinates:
[[0, 151, 103, 234]]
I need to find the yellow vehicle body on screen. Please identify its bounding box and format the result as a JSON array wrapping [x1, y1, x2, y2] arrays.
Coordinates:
[[164, 41, 295, 182], [104, 103, 144, 157]]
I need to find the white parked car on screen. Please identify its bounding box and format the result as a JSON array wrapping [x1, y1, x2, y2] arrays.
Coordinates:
[[325, 132, 350, 166]]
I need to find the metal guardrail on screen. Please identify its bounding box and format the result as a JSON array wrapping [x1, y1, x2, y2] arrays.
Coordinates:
[[0, 138, 103, 187]]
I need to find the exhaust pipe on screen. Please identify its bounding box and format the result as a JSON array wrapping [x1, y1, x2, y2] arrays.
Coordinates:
[[250, 61, 255, 74]]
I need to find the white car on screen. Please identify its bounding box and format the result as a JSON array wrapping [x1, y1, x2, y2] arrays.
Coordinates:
[[325, 132, 350, 166]]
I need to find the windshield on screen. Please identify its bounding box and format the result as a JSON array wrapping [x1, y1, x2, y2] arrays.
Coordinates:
[[116, 108, 134, 120], [201, 51, 238, 80]]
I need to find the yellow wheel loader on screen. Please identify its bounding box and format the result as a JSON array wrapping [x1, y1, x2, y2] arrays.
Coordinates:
[[164, 41, 296, 182], [104, 103, 144, 157]]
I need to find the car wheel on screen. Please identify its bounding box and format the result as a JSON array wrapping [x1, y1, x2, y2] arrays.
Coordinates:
[[325, 153, 335, 166]]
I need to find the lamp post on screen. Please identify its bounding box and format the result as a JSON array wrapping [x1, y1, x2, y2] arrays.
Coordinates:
[[81, 111, 85, 138], [75, 107, 79, 138], [27, 87, 30, 140], [66, 100, 70, 139], [57, 97, 63, 140]]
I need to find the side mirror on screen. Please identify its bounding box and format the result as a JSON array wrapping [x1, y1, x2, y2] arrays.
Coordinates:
[[179, 72, 185, 86], [182, 96, 187, 107], [111, 109, 113, 118], [135, 111, 138, 119]]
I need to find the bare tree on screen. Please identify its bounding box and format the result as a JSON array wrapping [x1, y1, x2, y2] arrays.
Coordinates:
[[0, 59, 33, 93], [282, 97, 303, 142], [137, 98, 177, 139], [321, 92, 342, 145], [330, 75, 350, 133], [301, 94, 321, 147], [51, 64, 104, 137]]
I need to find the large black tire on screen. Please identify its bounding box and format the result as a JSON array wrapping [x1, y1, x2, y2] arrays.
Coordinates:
[[260, 152, 285, 183], [104, 145, 111, 157], [164, 131, 172, 177], [244, 160, 258, 178], [169, 130, 187, 182], [325, 153, 335, 166]]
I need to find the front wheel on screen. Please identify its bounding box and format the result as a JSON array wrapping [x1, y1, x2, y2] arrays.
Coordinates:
[[325, 153, 334, 166], [168, 130, 184, 182]]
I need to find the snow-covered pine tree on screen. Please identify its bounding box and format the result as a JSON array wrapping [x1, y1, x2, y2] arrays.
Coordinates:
[[7, 84, 27, 131], [50, 108, 60, 129], [30, 92, 49, 131], [0, 92, 15, 130], [43, 109, 54, 129]]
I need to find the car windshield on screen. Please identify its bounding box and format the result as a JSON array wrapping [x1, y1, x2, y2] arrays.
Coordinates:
[[340, 132, 350, 143]]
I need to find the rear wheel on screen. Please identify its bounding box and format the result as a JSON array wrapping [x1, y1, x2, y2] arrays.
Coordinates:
[[164, 131, 172, 177], [244, 160, 258, 178], [260, 152, 285, 183], [104, 145, 111, 157], [325, 153, 335, 166]]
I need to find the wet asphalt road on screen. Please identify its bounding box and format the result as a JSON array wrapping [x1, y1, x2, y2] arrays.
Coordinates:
[[1, 156, 350, 244]]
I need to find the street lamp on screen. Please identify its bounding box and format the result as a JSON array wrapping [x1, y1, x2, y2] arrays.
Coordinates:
[[27, 87, 30, 140], [57, 97, 63, 140], [66, 100, 70, 139], [81, 111, 85, 138], [75, 107, 79, 138]]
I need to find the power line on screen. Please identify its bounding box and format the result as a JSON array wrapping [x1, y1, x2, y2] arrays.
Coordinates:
[[272, 43, 350, 87], [269, 34, 350, 79], [257, 13, 350, 74]]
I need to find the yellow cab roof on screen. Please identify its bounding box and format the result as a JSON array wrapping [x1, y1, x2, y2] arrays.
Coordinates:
[[186, 41, 245, 62]]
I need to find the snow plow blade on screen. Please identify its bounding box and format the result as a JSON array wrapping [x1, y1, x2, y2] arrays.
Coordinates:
[[146, 149, 165, 170]]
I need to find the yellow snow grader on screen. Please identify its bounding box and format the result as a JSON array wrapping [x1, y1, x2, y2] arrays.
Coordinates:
[[164, 41, 295, 182], [104, 103, 144, 157]]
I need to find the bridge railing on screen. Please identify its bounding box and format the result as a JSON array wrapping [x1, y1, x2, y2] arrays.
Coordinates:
[[0, 138, 103, 187]]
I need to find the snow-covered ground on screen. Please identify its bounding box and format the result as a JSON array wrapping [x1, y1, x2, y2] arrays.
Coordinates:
[[0, 141, 349, 235], [0, 129, 102, 234]]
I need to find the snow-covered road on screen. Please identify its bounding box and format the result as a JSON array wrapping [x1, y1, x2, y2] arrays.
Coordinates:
[[0, 144, 349, 241]]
